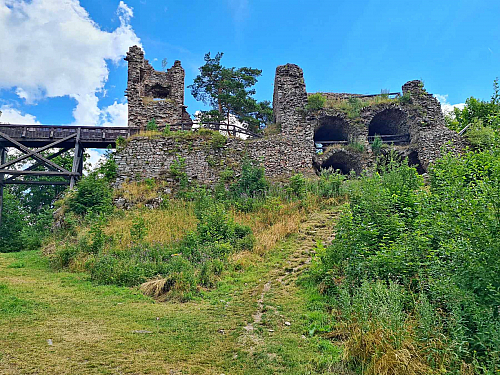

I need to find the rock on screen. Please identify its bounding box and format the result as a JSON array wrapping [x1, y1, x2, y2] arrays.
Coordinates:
[[284, 321, 291, 326]]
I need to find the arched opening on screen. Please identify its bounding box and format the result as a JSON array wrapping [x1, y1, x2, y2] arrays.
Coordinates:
[[408, 150, 425, 174], [314, 116, 350, 143], [316, 150, 361, 175], [368, 108, 408, 137]]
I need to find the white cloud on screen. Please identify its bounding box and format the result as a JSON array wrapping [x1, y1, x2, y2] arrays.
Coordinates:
[[0, 0, 140, 124], [85, 149, 106, 173], [435, 94, 465, 116], [99, 101, 128, 127], [0, 106, 40, 124]]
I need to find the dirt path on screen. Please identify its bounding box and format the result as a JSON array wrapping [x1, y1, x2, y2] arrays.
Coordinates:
[[241, 208, 339, 349]]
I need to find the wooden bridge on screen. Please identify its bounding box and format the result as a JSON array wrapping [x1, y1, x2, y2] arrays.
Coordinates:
[[0, 122, 261, 225]]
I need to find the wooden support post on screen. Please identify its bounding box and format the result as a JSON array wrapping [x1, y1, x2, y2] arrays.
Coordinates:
[[70, 128, 81, 189], [0, 147, 5, 227]]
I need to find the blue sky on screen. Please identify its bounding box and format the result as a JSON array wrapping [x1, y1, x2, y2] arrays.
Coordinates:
[[1, 0, 500, 129]]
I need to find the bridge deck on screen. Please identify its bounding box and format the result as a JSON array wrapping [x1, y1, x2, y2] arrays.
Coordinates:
[[0, 124, 137, 148]]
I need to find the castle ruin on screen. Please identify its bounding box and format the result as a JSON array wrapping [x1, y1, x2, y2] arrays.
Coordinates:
[[115, 46, 462, 185], [124, 46, 192, 129]]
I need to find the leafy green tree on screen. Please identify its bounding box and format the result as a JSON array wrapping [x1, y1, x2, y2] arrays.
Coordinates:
[[448, 78, 500, 132], [189, 52, 272, 133], [0, 190, 25, 252]]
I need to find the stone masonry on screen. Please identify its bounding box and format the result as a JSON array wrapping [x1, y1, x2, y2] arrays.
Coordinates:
[[125, 45, 192, 129], [115, 47, 464, 185]]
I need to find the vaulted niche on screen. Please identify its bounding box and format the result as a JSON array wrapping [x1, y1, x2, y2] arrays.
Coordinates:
[[368, 108, 408, 137], [144, 83, 171, 99], [314, 116, 350, 144], [316, 150, 361, 175]]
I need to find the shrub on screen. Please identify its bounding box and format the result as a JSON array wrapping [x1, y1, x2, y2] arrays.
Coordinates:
[[66, 174, 113, 216], [146, 118, 158, 131], [308, 169, 345, 198], [289, 173, 307, 198], [230, 159, 269, 199], [398, 92, 411, 104], [210, 132, 227, 149], [96, 149, 117, 182], [465, 119, 497, 149], [347, 139, 365, 153], [306, 93, 326, 111], [371, 135, 383, 155], [314, 152, 500, 372], [0, 191, 26, 253]]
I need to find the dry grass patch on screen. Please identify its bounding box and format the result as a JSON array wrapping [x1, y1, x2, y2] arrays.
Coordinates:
[[114, 180, 167, 205], [330, 322, 449, 375], [140, 277, 170, 298], [104, 201, 196, 248], [232, 198, 320, 254]]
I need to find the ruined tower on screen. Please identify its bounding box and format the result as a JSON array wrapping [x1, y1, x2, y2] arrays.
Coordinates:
[[124, 45, 192, 129]]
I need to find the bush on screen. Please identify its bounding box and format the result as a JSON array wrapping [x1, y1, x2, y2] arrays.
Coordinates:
[[308, 169, 345, 198], [466, 120, 497, 149], [230, 159, 269, 199], [0, 191, 25, 252], [289, 173, 307, 198], [66, 174, 113, 216], [398, 92, 411, 104], [210, 132, 227, 149], [306, 93, 326, 111], [314, 152, 500, 372], [146, 118, 158, 131], [371, 135, 383, 155]]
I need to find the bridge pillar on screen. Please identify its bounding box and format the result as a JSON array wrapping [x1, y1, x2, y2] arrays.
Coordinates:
[[0, 147, 5, 226], [70, 128, 82, 189]]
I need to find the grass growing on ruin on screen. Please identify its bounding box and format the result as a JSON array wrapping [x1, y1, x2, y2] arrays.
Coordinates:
[[325, 95, 396, 119]]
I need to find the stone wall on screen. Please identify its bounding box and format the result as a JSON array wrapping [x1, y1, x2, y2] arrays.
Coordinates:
[[114, 133, 315, 187], [273, 64, 311, 138], [401, 80, 464, 170], [117, 49, 463, 183], [124, 45, 190, 129]]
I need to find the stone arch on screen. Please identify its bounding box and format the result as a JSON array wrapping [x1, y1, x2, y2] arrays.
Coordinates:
[[368, 108, 408, 137], [314, 149, 362, 175], [314, 116, 351, 143]]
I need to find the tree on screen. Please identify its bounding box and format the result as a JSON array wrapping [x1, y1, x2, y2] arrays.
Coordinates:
[[448, 78, 500, 131], [0, 190, 25, 252], [189, 52, 272, 133]]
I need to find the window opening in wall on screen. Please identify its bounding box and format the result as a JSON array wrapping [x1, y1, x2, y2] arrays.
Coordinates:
[[315, 150, 360, 175], [314, 116, 350, 152], [368, 108, 409, 144]]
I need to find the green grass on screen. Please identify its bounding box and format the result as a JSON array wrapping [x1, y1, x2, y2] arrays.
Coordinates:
[[0, 226, 342, 374]]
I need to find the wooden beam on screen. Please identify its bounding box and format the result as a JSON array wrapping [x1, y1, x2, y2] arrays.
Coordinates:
[[3, 180, 69, 186], [0, 131, 72, 173], [0, 170, 76, 176], [0, 133, 76, 170], [70, 128, 81, 189], [4, 147, 71, 182]]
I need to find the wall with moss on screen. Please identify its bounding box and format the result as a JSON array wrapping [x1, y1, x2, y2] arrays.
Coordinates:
[[114, 131, 315, 186]]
